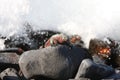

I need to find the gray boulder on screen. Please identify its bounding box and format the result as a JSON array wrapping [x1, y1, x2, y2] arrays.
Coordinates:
[[0, 68, 20, 80], [19, 45, 91, 80], [0, 53, 19, 72], [75, 59, 115, 80], [0, 52, 19, 64]]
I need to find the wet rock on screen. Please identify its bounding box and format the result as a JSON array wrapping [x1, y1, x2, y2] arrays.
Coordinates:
[[0, 53, 19, 72], [19, 45, 91, 80], [75, 59, 115, 80], [4, 25, 59, 51], [106, 47, 120, 68], [0, 52, 19, 64], [101, 79, 114, 80], [89, 38, 108, 55], [104, 69, 120, 79], [0, 68, 19, 80], [69, 78, 90, 80], [89, 38, 120, 68]]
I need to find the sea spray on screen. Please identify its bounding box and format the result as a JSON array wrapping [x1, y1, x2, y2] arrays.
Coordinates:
[[0, 0, 29, 36], [1, 0, 120, 47]]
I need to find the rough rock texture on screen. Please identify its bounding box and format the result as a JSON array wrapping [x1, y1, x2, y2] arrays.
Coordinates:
[[69, 78, 90, 80], [75, 59, 115, 80], [4, 27, 59, 51], [0, 53, 19, 64], [105, 69, 120, 79], [0, 68, 19, 80], [0, 53, 19, 72], [19, 45, 91, 80]]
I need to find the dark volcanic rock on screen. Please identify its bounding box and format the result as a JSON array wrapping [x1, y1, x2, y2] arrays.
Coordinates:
[[19, 45, 91, 80], [75, 59, 115, 80], [4, 24, 59, 51], [69, 78, 90, 80]]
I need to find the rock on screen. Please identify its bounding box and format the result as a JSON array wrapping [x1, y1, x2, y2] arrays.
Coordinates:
[[0, 52, 19, 64], [0, 53, 19, 72], [19, 45, 91, 80], [0, 68, 19, 80], [105, 69, 120, 79], [0, 68, 27, 80], [101, 79, 113, 80], [4, 28, 59, 51], [89, 38, 108, 55], [75, 59, 115, 80], [69, 78, 90, 80]]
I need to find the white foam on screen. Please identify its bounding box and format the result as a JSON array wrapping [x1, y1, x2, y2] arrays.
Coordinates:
[[0, 39, 5, 49], [1, 0, 120, 47]]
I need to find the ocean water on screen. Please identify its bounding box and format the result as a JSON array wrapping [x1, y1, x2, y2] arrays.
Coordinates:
[[0, 0, 120, 48]]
